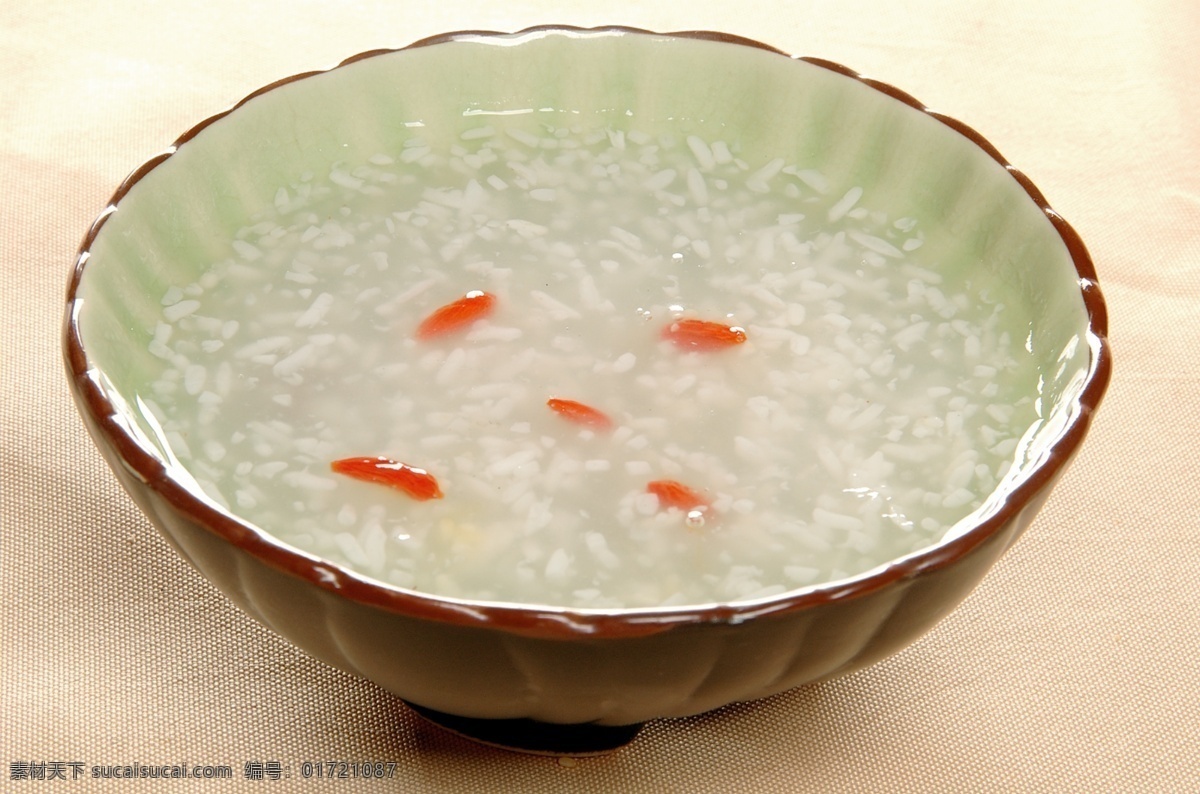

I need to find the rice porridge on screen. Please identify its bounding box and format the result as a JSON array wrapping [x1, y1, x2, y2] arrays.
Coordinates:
[[141, 117, 1041, 609]]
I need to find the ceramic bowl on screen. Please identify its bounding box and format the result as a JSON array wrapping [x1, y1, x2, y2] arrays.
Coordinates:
[[64, 26, 1110, 748]]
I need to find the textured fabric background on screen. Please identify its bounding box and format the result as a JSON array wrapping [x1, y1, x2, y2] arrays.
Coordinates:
[[2, 1, 1197, 791]]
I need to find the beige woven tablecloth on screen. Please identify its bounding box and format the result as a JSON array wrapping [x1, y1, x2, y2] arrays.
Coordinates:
[[3, 1, 1197, 790]]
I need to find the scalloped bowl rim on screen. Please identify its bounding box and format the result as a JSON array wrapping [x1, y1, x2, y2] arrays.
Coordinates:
[[64, 25, 1112, 640]]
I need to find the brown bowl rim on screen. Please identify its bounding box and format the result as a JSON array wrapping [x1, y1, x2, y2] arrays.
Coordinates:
[[63, 25, 1112, 640]]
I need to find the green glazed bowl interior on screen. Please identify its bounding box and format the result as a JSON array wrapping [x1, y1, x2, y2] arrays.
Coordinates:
[[65, 27, 1110, 726]]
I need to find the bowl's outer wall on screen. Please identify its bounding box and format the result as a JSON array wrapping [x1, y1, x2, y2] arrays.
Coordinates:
[[64, 28, 1109, 726], [73, 391, 1062, 725]]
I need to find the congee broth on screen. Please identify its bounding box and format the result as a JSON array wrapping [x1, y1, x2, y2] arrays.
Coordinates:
[[140, 117, 1040, 608]]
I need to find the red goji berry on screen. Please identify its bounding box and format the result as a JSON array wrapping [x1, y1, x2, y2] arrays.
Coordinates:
[[547, 398, 614, 431], [331, 457, 444, 501], [661, 318, 747, 351], [415, 290, 496, 340], [646, 479, 711, 510]]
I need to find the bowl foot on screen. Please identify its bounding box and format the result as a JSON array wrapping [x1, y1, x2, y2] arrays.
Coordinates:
[[402, 700, 645, 756]]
